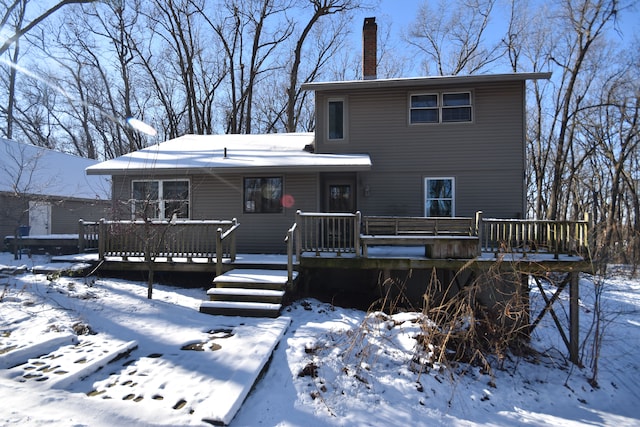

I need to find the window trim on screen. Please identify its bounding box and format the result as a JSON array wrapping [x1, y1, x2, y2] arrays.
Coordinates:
[[409, 91, 472, 125], [424, 177, 455, 217], [131, 179, 190, 220], [327, 97, 346, 141], [243, 176, 285, 214], [409, 93, 439, 124]]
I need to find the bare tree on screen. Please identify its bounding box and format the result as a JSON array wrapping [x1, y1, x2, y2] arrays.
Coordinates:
[[285, 0, 360, 132], [1, 1, 99, 139], [406, 0, 502, 75], [544, 0, 620, 220], [0, 0, 97, 56], [200, 0, 295, 134]]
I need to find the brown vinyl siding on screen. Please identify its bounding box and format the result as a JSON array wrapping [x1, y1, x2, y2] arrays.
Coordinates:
[[314, 81, 526, 218], [0, 195, 28, 238], [111, 172, 320, 253], [50, 200, 111, 234], [0, 193, 110, 237]]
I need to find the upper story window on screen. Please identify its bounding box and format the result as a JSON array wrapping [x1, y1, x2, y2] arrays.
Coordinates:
[[244, 177, 283, 214], [328, 99, 345, 140], [132, 179, 189, 220], [410, 94, 439, 123], [410, 92, 472, 124]]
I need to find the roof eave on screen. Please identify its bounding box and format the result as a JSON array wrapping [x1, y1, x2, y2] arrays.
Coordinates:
[[301, 72, 552, 91], [86, 164, 371, 176]]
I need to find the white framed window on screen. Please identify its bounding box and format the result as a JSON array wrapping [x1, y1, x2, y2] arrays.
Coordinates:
[[424, 177, 455, 217], [410, 93, 439, 123], [243, 177, 283, 214], [410, 92, 472, 124], [328, 98, 345, 140], [132, 179, 190, 220]]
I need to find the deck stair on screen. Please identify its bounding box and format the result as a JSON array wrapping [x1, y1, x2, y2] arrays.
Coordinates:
[[200, 269, 297, 318]]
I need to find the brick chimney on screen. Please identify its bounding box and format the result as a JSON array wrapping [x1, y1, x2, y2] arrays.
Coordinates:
[[362, 17, 377, 80]]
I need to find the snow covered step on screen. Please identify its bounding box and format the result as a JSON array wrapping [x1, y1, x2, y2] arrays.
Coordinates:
[[207, 287, 285, 304], [199, 301, 282, 318], [212, 269, 295, 290]]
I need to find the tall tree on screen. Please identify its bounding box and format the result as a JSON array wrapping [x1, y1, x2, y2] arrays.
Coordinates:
[[544, 0, 619, 220], [406, 0, 501, 75], [285, 0, 358, 132]]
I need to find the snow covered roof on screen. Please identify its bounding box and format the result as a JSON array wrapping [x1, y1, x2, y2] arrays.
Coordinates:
[[0, 138, 110, 200], [86, 133, 371, 176]]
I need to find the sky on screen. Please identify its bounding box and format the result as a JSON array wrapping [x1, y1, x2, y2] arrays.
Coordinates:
[[349, 0, 640, 77]]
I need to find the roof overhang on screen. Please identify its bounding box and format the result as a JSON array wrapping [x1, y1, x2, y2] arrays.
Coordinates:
[[301, 72, 552, 91], [86, 133, 372, 176]]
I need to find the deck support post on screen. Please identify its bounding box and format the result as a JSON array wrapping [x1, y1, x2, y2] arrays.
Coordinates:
[[569, 271, 580, 365]]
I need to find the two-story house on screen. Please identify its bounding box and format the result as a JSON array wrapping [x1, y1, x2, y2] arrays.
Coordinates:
[[87, 18, 549, 254]]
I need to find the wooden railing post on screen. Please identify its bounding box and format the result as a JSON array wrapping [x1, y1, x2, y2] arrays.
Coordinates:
[[98, 219, 106, 260], [78, 219, 85, 253], [355, 211, 362, 257], [286, 224, 296, 287], [582, 212, 591, 256], [216, 227, 223, 277], [295, 210, 302, 259], [230, 218, 238, 262], [475, 211, 483, 255]]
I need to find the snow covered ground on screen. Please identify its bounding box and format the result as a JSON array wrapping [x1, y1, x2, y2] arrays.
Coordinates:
[[1, 253, 639, 426]]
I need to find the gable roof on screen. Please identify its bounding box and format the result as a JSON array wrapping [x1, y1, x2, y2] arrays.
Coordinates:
[[301, 72, 552, 91], [0, 138, 110, 200], [86, 133, 372, 176]]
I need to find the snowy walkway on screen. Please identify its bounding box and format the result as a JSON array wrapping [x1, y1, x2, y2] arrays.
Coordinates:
[[0, 269, 291, 426]]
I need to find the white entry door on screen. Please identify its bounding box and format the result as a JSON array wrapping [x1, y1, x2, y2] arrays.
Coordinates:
[[29, 201, 51, 235]]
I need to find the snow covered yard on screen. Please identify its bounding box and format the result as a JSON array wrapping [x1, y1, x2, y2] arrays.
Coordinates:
[[1, 253, 639, 426]]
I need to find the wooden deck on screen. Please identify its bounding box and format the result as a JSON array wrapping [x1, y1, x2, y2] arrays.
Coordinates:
[[67, 211, 592, 274], [55, 211, 593, 365]]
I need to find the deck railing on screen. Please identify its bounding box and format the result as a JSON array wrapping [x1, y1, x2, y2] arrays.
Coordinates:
[[95, 218, 239, 275], [293, 210, 360, 258], [480, 215, 590, 258], [78, 220, 100, 253], [290, 211, 590, 259]]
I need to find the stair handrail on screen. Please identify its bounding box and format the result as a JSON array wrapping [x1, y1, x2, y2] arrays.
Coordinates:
[[285, 222, 297, 286]]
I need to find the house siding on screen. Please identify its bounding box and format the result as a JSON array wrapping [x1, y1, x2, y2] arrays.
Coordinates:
[[314, 81, 526, 218], [0, 195, 28, 239], [51, 200, 111, 234], [112, 172, 320, 253], [1, 193, 110, 238]]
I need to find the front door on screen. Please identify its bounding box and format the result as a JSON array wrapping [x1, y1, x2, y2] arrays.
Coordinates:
[[322, 174, 356, 213]]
